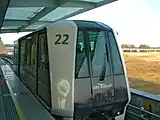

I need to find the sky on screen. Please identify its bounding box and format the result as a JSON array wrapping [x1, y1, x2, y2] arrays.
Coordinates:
[[0, 0, 160, 47]]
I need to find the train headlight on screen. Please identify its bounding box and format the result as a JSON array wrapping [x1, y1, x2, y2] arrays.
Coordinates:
[[117, 112, 120, 115]]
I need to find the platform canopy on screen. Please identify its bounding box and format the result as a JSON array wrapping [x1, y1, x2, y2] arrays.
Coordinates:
[[0, 0, 117, 33]]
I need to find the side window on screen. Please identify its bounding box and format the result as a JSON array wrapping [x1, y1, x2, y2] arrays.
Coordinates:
[[13, 43, 19, 73], [25, 39, 31, 74], [14, 44, 18, 65], [88, 31, 111, 77], [30, 36, 37, 76], [26, 39, 31, 67], [108, 32, 124, 74], [75, 30, 89, 78], [38, 33, 51, 106], [20, 40, 25, 65], [39, 35, 49, 70], [20, 40, 26, 78]]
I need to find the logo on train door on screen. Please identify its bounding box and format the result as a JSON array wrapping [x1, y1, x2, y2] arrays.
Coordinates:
[[93, 83, 112, 90]]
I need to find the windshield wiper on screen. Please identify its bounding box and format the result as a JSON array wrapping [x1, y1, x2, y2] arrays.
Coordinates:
[[99, 45, 108, 81], [99, 54, 107, 81]]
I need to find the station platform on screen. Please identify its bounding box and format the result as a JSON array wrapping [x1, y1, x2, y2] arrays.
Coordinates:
[[0, 59, 55, 120]]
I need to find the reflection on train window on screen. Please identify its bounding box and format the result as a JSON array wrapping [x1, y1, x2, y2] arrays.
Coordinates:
[[26, 39, 31, 67], [75, 31, 89, 78], [20, 40, 25, 65], [13, 43, 19, 73], [88, 31, 111, 77], [20, 40, 26, 79], [108, 32, 123, 74], [30, 36, 37, 76], [39, 36, 48, 70], [38, 33, 51, 106]]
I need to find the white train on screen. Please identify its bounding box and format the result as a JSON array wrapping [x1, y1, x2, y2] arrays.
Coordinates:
[[13, 20, 131, 120]]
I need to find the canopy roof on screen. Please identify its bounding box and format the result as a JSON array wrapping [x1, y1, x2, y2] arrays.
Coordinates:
[[0, 0, 117, 33]]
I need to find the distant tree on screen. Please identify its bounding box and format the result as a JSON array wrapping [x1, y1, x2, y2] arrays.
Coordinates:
[[121, 44, 136, 48], [4, 44, 14, 47], [121, 44, 127, 48], [139, 44, 150, 49], [130, 44, 136, 48]]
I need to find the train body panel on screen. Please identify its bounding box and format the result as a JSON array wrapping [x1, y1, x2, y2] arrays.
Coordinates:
[[13, 20, 130, 120], [47, 21, 77, 117]]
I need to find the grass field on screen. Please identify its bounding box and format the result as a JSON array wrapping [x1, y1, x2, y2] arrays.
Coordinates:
[[124, 52, 160, 94]]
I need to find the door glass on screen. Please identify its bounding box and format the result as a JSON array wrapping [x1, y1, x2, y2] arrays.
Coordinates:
[[108, 32, 124, 75], [20, 40, 26, 79], [88, 31, 111, 77], [38, 33, 51, 106], [75, 30, 89, 78], [30, 36, 37, 77]]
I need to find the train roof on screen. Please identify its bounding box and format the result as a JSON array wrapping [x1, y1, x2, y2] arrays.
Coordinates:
[[73, 20, 112, 31], [17, 20, 112, 41]]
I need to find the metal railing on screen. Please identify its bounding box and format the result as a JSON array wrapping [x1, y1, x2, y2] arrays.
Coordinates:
[[1, 57, 13, 66], [125, 88, 160, 120], [126, 104, 160, 120]]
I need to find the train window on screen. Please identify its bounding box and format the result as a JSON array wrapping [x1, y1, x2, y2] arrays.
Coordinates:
[[30, 36, 37, 76], [20, 40, 26, 78], [13, 44, 19, 73], [108, 32, 123, 74], [37, 32, 51, 106], [75, 30, 89, 78], [88, 31, 111, 77], [26, 40, 31, 66], [25, 39, 31, 73]]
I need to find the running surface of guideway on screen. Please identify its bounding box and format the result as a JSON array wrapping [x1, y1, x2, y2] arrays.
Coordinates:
[[0, 0, 117, 34]]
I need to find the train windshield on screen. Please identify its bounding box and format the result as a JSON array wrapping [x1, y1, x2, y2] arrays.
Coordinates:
[[75, 30, 111, 78]]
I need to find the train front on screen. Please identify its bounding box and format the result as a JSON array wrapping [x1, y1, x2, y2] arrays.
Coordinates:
[[74, 20, 131, 120]]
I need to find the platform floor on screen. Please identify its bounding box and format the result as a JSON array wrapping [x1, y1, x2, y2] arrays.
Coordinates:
[[0, 59, 55, 120]]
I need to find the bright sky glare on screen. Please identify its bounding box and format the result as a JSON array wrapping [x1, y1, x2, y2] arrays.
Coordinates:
[[0, 0, 160, 47]]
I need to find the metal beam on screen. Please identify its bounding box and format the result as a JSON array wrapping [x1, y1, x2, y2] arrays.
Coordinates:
[[0, 0, 10, 32], [61, 1, 96, 8], [0, 29, 35, 33], [18, 7, 57, 31], [0, 0, 10, 7], [96, 0, 118, 7], [8, 0, 57, 7], [54, 0, 117, 23], [18, 0, 68, 31], [8, 0, 96, 7], [3, 19, 53, 27]]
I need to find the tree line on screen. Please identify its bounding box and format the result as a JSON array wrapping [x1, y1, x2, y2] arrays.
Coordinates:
[[121, 44, 153, 49], [4, 44, 14, 47], [3, 43, 160, 49]]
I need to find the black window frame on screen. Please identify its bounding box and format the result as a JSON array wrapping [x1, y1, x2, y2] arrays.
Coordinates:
[[17, 28, 51, 108], [107, 31, 125, 75], [75, 28, 112, 79], [37, 30, 51, 107], [75, 29, 90, 79]]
